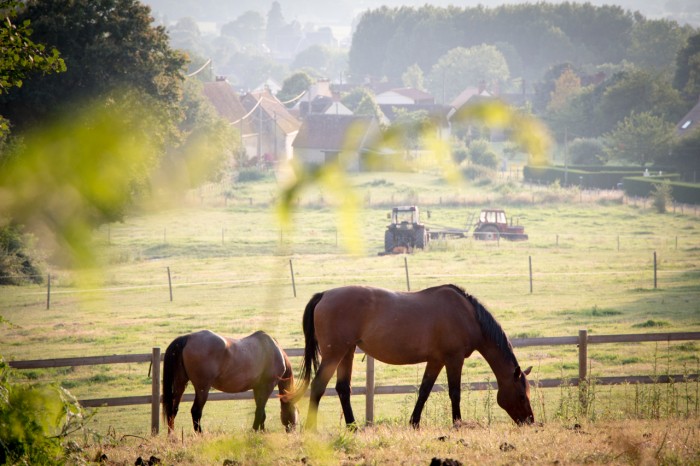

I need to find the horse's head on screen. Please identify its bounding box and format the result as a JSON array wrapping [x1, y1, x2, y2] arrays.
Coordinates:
[[281, 400, 299, 432], [497, 365, 534, 425]]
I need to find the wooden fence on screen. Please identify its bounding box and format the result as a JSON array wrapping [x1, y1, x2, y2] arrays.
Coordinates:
[[9, 330, 700, 434]]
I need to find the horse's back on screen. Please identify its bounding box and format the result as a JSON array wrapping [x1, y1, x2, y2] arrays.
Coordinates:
[[314, 285, 478, 364], [182, 330, 286, 393]]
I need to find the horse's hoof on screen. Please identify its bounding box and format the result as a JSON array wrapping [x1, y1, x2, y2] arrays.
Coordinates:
[[345, 422, 359, 432]]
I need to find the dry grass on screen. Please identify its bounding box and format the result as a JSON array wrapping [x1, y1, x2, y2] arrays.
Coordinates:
[[71, 419, 699, 465]]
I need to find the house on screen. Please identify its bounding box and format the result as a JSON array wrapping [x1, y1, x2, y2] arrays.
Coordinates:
[[202, 80, 258, 158], [450, 86, 495, 111], [450, 86, 509, 142], [376, 87, 435, 105], [299, 95, 353, 117], [253, 78, 282, 96], [292, 114, 380, 171], [676, 99, 700, 138], [240, 89, 301, 164]]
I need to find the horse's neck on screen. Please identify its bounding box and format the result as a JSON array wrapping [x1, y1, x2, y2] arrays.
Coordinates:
[[476, 340, 515, 385]]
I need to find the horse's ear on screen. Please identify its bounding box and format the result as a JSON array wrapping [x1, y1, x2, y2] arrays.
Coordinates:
[[523, 366, 532, 376]]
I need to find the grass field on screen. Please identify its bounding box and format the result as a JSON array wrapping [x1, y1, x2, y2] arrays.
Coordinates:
[[1, 171, 699, 464]]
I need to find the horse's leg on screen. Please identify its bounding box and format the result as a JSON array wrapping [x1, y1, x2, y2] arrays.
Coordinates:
[[252, 381, 274, 431], [306, 357, 342, 431], [335, 347, 356, 427], [409, 359, 444, 428], [168, 369, 189, 434], [445, 356, 464, 426], [191, 386, 210, 433]]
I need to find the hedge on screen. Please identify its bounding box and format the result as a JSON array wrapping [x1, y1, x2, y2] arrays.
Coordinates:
[[524, 165, 677, 190], [622, 177, 700, 204]]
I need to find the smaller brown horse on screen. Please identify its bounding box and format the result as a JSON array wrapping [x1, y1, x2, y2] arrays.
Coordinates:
[[162, 330, 298, 433]]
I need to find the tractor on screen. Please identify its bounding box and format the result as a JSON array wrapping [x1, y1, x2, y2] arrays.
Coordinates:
[[384, 206, 429, 252], [473, 209, 528, 241]]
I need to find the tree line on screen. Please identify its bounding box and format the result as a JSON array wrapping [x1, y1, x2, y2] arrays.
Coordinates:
[[348, 3, 695, 84]]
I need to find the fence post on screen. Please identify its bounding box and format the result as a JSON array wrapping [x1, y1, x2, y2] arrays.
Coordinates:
[[46, 273, 51, 310], [404, 257, 410, 291], [365, 355, 375, 425], [151, 347, 161, 435], [653, 251, 657, 289], [528, 256, 533, 294], [289, 259, 297, 298], [578, 329, 588, 411], [167, 267, 173, 302]]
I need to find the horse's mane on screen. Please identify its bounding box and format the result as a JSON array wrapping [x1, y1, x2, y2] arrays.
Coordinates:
[[444, 284, 519, 366]]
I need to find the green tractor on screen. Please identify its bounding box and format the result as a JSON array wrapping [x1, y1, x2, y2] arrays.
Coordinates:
[[384, 206, 429, 252]]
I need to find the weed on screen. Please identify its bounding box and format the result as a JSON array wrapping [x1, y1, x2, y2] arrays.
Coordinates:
[[633, 320, 670, 328]]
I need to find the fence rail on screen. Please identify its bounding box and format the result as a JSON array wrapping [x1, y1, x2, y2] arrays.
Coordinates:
[[8, 331, 700, 434]]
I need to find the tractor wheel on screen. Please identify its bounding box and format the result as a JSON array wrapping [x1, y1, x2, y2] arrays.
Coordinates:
[[414, 227, 428, 249], [475, 225, 499, 241], [384, 230, 394, 252]]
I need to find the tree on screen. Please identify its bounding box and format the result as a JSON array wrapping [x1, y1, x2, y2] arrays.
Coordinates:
[[547, 67, 582, 112], [426, 45, 510, 104], [0, 0, 65, 140], [276, 71, 313, 106], [160, 79, 239, 189], [604, 111, 674, 167], [402, 63, 425, 90], [673, 32, 700, 102], [600, 69, 685, 132], [0, 0, 65, 95], [0, 0, 187, 132], [221, 10, 265, 49], [628, 18, 693, 73], [388, 107, 431, 156], [292, 45, 331, 73], [670, 128, 700, 181], [266, 1, 286, 52]]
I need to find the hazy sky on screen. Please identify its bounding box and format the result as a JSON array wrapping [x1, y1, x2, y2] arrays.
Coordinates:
[[144, 0, 700, 31]]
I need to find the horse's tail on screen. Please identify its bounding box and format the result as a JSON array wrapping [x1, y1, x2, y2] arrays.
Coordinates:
[[162, 334, 189, 431], [281, 292, 323, 404]]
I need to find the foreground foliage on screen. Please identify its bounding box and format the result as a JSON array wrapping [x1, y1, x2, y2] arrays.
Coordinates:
[[0, 357, 88, 465]]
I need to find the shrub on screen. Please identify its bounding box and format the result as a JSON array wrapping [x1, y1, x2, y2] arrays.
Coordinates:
[[0, 225, 43, 285], [651, 182, 672, 213], [0, 357, 89, 464], [568, 138, 606, 165], [451, 142, 469, 164], [236, 167, 267, 183], [468, 139, 498, 169]]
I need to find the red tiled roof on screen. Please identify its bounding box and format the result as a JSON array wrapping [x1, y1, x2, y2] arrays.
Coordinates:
[[202, 81, 254, 134], [293, 114, 375, 151]]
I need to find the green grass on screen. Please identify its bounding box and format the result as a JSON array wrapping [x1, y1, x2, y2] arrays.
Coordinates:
[[1, 171, 699, 439]]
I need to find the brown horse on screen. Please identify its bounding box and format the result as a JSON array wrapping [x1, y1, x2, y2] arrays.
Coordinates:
[[284, 284, 533, 429], [162, 330, 298, 433]]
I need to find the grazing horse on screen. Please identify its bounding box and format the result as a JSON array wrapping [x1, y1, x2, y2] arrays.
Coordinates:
[[284, 284, 534, 429], [162, 330, 298, 433]]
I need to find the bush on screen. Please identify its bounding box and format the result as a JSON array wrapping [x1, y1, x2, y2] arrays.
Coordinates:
[[235, 167, 267, 183], [651, 182, 672, 213], [622, 176, 700, 205], [468, 139, 498, 169], [568, 138, 606, 165], [0, 225, 43, 285], [0, 357, 89, 464], [451, 142, 469, 164]]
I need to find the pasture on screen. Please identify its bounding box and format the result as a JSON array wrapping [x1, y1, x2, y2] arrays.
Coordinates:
[[1, 171, 699, 464]]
